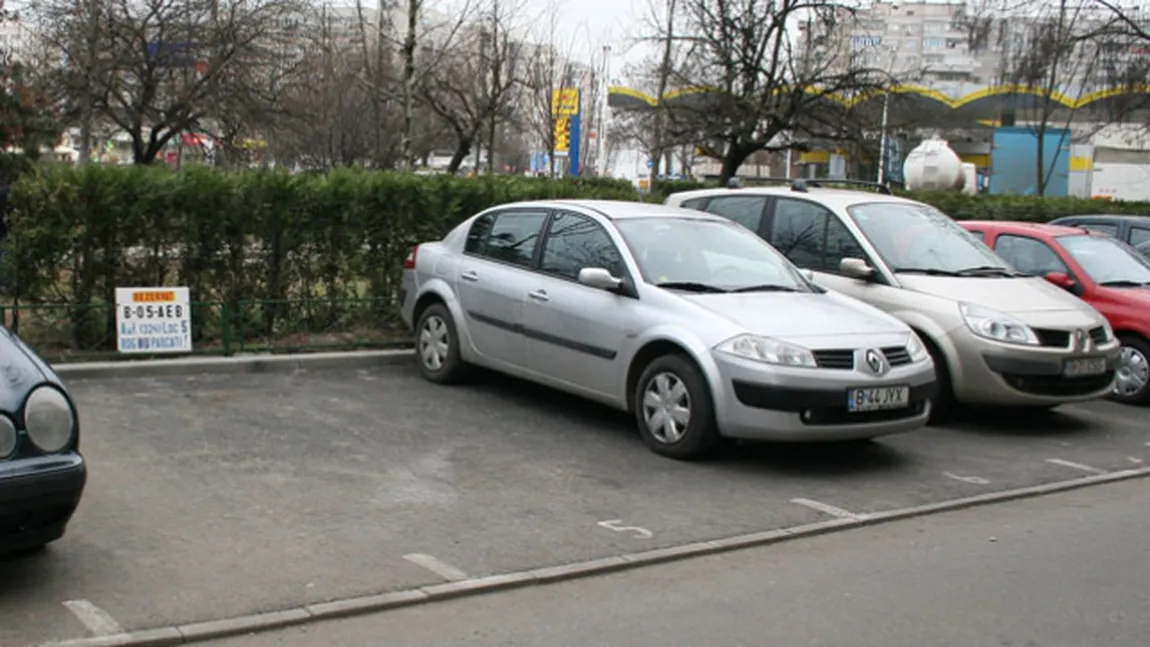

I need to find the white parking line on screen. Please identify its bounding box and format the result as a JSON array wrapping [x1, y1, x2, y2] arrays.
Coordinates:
[[791, 498, 861, 520], [943, 471, 990, 485], [402, 553, 469, 582], [1045, 458, 1108, 475], [1129, 457, 1144, 464], [63, 599, 123, 637]]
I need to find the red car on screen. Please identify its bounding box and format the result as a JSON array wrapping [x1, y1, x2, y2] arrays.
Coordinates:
[[959, 220, 1150, 405]]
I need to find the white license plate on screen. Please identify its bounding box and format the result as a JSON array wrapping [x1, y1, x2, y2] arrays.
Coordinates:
[[847, 385, 910, 412], [1063, 357, 1107, 377]]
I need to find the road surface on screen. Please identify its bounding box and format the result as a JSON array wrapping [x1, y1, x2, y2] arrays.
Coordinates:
[[207, 478, 1150, 647]]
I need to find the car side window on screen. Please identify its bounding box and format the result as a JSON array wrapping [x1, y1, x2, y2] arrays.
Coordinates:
[[966, 230, 986, 242], [1129, 226, 1150, 249], [702, 195, 768, 231], [539, 212, 624, 280], [1082, 223, 1119, 237], [465, 210, 548, 268], [769, 198, 830, 269], [679, 197, 709, 211], [823, 216, 869, 273], [993, 234, 1069, 275]]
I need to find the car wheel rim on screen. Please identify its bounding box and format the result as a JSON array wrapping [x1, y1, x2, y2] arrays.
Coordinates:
[[1114, 345, 1149, 397], [641, 372, 691, 443], [419, 315, 450, 371]]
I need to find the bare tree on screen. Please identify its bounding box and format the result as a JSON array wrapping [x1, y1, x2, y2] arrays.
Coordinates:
[[659, 0, 885, 184], [519, 0, 583, 176], [418, 0, 523, 174], [996, 0, 1144, 195], [29, 0, 308, 164]]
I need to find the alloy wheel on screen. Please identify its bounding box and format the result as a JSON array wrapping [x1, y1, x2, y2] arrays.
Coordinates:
[[419, 315, 450, 371], [1115, 344, 1150, 398]]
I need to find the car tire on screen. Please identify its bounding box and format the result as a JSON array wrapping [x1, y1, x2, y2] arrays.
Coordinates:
[[633, 354, 723, 460], [922, 335, 957, 425], [1111, 334, 1150, 406], [415, 303, 469, 385]]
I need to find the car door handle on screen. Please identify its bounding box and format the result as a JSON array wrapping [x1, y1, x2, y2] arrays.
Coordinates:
[[527, 289, 550, 302], [461, 271, 479, 282]]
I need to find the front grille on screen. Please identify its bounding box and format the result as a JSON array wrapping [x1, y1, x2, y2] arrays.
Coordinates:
[[813, 349, 854, 370], [1089, 326, 1108, 345], [882, 346, 912, 366], [1001, 372, 1115, 396], [1033, 328, 1071, 348]]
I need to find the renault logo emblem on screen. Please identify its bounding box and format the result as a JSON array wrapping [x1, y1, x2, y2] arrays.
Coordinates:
[[864, 349, 888, 376], [1074, 329, 1090, 352]]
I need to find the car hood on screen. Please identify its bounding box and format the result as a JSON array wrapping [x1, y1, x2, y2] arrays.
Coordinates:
[[896, 275, 1087, 313], [679, 291, 906, 339], [0, 327, 52, 413]]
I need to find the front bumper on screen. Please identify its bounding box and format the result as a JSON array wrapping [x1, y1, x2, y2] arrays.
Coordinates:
[[946, 328, 1121, 406], [712, 354, 936, 442], [0, 453, 87, 554]]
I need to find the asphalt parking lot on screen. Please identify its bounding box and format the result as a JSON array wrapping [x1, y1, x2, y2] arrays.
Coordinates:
[[2, 361, 1149, 647]]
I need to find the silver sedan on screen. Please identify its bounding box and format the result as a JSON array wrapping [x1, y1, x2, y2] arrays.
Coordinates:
[[400, 200, 938, 460]]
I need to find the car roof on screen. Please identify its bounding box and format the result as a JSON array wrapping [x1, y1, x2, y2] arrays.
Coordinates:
[[494, 199, 729, 222], [961, 220, 1100, 237], [666, 185, 920, 210]]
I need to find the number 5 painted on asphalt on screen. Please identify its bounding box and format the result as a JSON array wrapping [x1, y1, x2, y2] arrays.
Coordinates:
[[597, 519, 653, 539]]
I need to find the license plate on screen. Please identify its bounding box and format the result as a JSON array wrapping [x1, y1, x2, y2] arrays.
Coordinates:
[[1063, 357, 1107, 377], [847, 385, 910, 412]]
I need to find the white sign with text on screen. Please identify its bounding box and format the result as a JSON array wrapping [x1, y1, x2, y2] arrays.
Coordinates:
[[115, 287, 192, 353]]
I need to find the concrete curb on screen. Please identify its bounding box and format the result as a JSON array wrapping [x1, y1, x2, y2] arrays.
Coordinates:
[[33, 466, 1150, 647], [52, 350, 415, 380]]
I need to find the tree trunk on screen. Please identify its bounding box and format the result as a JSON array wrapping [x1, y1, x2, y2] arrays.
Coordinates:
[[719, 141, 753, 185], [447, 138, 472, 174], [400, 0, 419, 171]]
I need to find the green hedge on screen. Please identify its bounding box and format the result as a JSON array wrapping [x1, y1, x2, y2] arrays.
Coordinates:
[[1, 165, 1147, 359], [0, 165, 639, 358]]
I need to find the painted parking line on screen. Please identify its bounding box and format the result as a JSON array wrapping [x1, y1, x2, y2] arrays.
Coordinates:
[[402, 553, 469, 582], [943, 471, 990, 485], [790, 498, 862, 520], [1045, 458, 1108, 475], [62, 600, 123, 637]]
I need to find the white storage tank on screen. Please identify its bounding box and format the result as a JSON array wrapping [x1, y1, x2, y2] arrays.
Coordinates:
[[903, 137, 965, 191]]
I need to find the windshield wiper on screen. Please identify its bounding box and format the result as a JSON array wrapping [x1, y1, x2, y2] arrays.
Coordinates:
[[890, 267, 961, 276], [954, 266, 1022, 277], [728, 284, 802, 293], [655, 281, 729, 293], [1099, 279, 1150, 288]]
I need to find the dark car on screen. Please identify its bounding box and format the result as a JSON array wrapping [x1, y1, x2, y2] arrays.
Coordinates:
[[0, 324, 86, 555], [1047, 214, 1150, 257]]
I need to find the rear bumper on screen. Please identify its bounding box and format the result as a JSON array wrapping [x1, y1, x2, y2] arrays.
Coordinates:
[[0, 454, 86, 554]]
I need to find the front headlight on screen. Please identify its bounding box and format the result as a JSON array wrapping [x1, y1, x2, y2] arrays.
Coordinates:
[[906, 333, 929, 363], [0, 415, 16, 458], [23, 386, 75, 453], [959, 302, 1039, 346], [714, 334, 817, 368]]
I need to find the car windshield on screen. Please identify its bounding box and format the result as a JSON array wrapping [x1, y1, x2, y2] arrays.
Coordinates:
[[848, 202, 1014, 275], [614, 217, 813, 293], [1058, 234, 1150, 286]]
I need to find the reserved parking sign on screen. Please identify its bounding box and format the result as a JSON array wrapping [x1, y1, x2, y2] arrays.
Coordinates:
[[114, 287, 192, 353]]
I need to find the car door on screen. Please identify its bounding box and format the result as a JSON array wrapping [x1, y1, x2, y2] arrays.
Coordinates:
[[456, 208, 549, 368], [521, 210, 634, 398]]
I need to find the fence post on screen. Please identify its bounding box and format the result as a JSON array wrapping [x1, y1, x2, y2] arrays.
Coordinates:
[[221, 301, 232, 356]]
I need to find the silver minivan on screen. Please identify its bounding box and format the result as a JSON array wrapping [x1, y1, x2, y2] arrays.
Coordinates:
[[666, 182, 1121, 420]]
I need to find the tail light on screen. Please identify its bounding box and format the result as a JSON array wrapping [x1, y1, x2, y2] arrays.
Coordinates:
[[403, 245, 419, 270]]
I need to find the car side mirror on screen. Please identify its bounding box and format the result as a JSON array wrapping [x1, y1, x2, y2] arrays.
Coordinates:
[[578, 267, 624, 291], [840, 257, 877, 281], [800, 269, 815, 282], [1043, 271, 1077, 291]]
